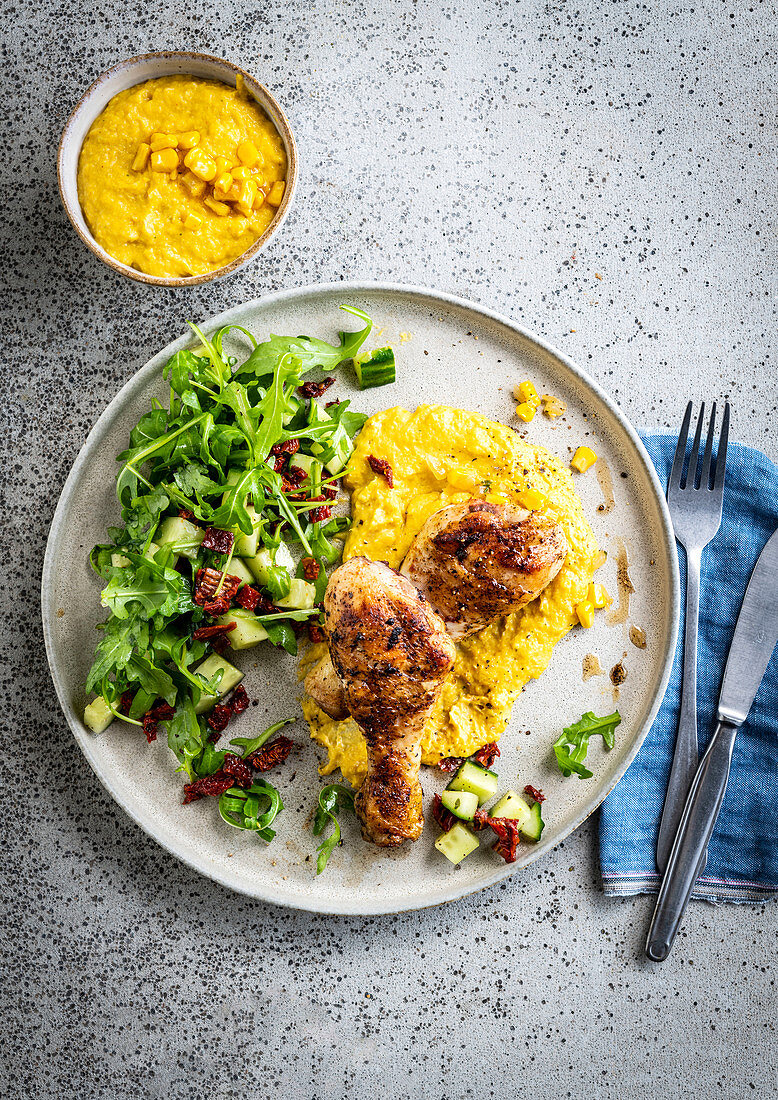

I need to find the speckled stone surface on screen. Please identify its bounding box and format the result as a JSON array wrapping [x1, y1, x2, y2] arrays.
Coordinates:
[[3, 2, 776, 1097]]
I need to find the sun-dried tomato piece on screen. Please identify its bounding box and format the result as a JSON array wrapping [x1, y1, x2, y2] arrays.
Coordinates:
[[207, 704, 232, 733], [118, 690, 134, 716], [247, 736, 294, 772], [472, 807, 492, 831], [438, 756, 463, 773], [193, 621, 237, 641], [298, 377, 335, 399], [284, 465, 307, 488], [202, 527, 234, 555], [271, 439, 301, 455], [211, 633, 231, 656], [322, 484, 338, 501], [309, 505, 332, 524], [235, 585, 261, 612], [301, 557, 321, 581], [229, 685, 249, 715], [149, 700, 175, 722], [487, 816, 522, 863], [307, 621, 325, 643], [431, 793, 457, 832], [367, 455, 394, 488], [194, 567, 242, 615], [472, 743, 501, 769], [182, 773, 235, 804], [142, 713, 159, 743], [523, 784, 545, 804], [178, 508, 196, 523], [221, 752, 253, 788]]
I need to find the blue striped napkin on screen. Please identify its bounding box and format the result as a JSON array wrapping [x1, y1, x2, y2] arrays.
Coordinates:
[[599, 434, 778, 903]]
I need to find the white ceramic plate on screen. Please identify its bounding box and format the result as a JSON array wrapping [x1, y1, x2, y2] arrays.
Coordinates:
[[42, 283, 679, 914]]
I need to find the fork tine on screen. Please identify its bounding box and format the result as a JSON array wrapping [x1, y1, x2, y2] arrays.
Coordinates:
[[669, 401, 693, 492], [713, 402, 730, 492], [699, 402, 717, 489], [685, 402, 706, 489]]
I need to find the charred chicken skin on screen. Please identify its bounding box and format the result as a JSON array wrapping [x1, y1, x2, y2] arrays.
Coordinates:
[[305, 500, 568, 847], [316, 557, 455, 846], [400, 500, 568, 639]]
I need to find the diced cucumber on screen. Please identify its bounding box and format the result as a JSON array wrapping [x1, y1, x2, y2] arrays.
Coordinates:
[[435, 822, 480, 864], [228, 558, 254, 587], [290, 453, 320, 480], [307, 402, 333, 430], [220, 468, 242, 502], [157, 517, 204, 560], [324, 426, 353, 475], [192, 653, 244, 714], [111, 551, 131, 568], [143, 542, 161, 561], [245, 543, 295, 585], [520, 801, 545, 842], [275, 578, 316, 610], [282, 395, 303, 425], [440, 789, 479, 822], [354, 346, 396, 389], [83, 696, 114, 734], [234, 505, 261, 559], [214, 609, 269, 650], [447, 761, 499, 805], [489, 790, 532, 829]]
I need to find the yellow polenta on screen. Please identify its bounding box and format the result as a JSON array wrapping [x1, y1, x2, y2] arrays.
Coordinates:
[[301, 404, 601, 787], [77, 76, 286, 277]]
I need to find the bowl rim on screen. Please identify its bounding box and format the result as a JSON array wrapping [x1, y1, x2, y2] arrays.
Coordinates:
[[57, 50, 298, 288]]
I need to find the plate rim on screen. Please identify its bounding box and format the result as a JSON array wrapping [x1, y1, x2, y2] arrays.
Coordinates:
[[41, 280, 680, 914]]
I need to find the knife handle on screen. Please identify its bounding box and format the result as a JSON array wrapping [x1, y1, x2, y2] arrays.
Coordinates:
[[646, 720, 739, 962]]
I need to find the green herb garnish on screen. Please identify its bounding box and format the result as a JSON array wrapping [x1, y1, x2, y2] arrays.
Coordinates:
[[553, 711, 622, 779], [312, 784, 355, 874]]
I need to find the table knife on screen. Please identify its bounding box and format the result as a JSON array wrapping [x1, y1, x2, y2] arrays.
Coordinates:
[[646, 525, 778, 962]]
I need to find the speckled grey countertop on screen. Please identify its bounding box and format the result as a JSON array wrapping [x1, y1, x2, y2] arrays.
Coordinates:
[[3, 2, 776, 1097]]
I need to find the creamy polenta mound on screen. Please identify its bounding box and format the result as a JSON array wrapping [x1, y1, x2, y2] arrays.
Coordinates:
[[301, 404, 601, 787], [77, 75, 287, 277]]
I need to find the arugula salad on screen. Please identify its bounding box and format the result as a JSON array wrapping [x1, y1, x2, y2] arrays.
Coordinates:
[[83, 305, 394, 864]]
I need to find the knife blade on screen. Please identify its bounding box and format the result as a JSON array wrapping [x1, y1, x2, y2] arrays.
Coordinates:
[[717, 526, 778, 727], [646, 525, 778, 961]]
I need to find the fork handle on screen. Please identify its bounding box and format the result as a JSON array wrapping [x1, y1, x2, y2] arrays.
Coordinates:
[[656, 545, 703, 872], [646, 719, 738, 961]]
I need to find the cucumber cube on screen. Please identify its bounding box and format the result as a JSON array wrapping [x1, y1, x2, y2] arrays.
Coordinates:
[[214, 609, 269, 650], [111, 552, 131, 568], [276, 578, 316, 610], [520, 801, 545, 842], [435, 822, 480, 864], [440, 789, 479, 821], [83, 696, 115, 734], [489, 790, 532, 829], [245, 543, 295, 585], [227, 558, 254, 587], [447, 761, 499, 805], [290, 453, 319, 480], [157, 517, 204, 560], [192, 653, 244, 714], [234, 505, 261, 559]]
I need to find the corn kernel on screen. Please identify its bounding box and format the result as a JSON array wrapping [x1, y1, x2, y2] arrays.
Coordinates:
[[515, 380, 540, 406], [518, 488, 547, 511], [183, 149, 217, 182], [516, 401, 536, 423], [571, 446, 597, 473], [267, 180, 285, 206], [236, 179, 258, 217], [204, 196, 230, 216], [181, 172, 207, 198], [183, 213, 203, 230], [214, 156, 234, 176], [178, 131, 200, 150], [237, 139, 260, 167], [150, 147, 179, 172], [588, 582, 609, 609], [448, 468, 479, 493], [213, 171, 234, 194], [131, 143, 151, 171], [576, 601, 595, 628], [486, 493, 509, 506], [150, 132, 178, 151], [253, 189, 266, 210], [231, 165, 253, 181]]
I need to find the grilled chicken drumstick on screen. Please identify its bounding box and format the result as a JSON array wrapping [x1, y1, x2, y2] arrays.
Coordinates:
[[304, 500, 568, 846], [318, 557, 455, 846]]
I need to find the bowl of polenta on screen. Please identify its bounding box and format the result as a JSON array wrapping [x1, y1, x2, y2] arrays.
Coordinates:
[[58, 52, 297, 285]]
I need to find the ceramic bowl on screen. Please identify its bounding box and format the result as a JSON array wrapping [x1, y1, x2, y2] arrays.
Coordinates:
[[57, 51, 298, 287]]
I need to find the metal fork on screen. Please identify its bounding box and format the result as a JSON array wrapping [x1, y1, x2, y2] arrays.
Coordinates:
[[656, 400, 730, 873]]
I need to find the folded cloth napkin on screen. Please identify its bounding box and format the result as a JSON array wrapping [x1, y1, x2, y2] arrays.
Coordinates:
[[599, 433, 778, 903]]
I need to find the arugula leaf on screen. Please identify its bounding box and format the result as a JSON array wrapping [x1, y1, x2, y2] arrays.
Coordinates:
[[100, 558, 194, 621], [312, 784, 355, 874], [230, 717, 296, 759], [235, 306, 373, 381], [218, 780, 283, 841], [553, 711, 622, 779], [125, 654, 177, 707], [86, 616, 148, 694], [166, 697, 207, 779]]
